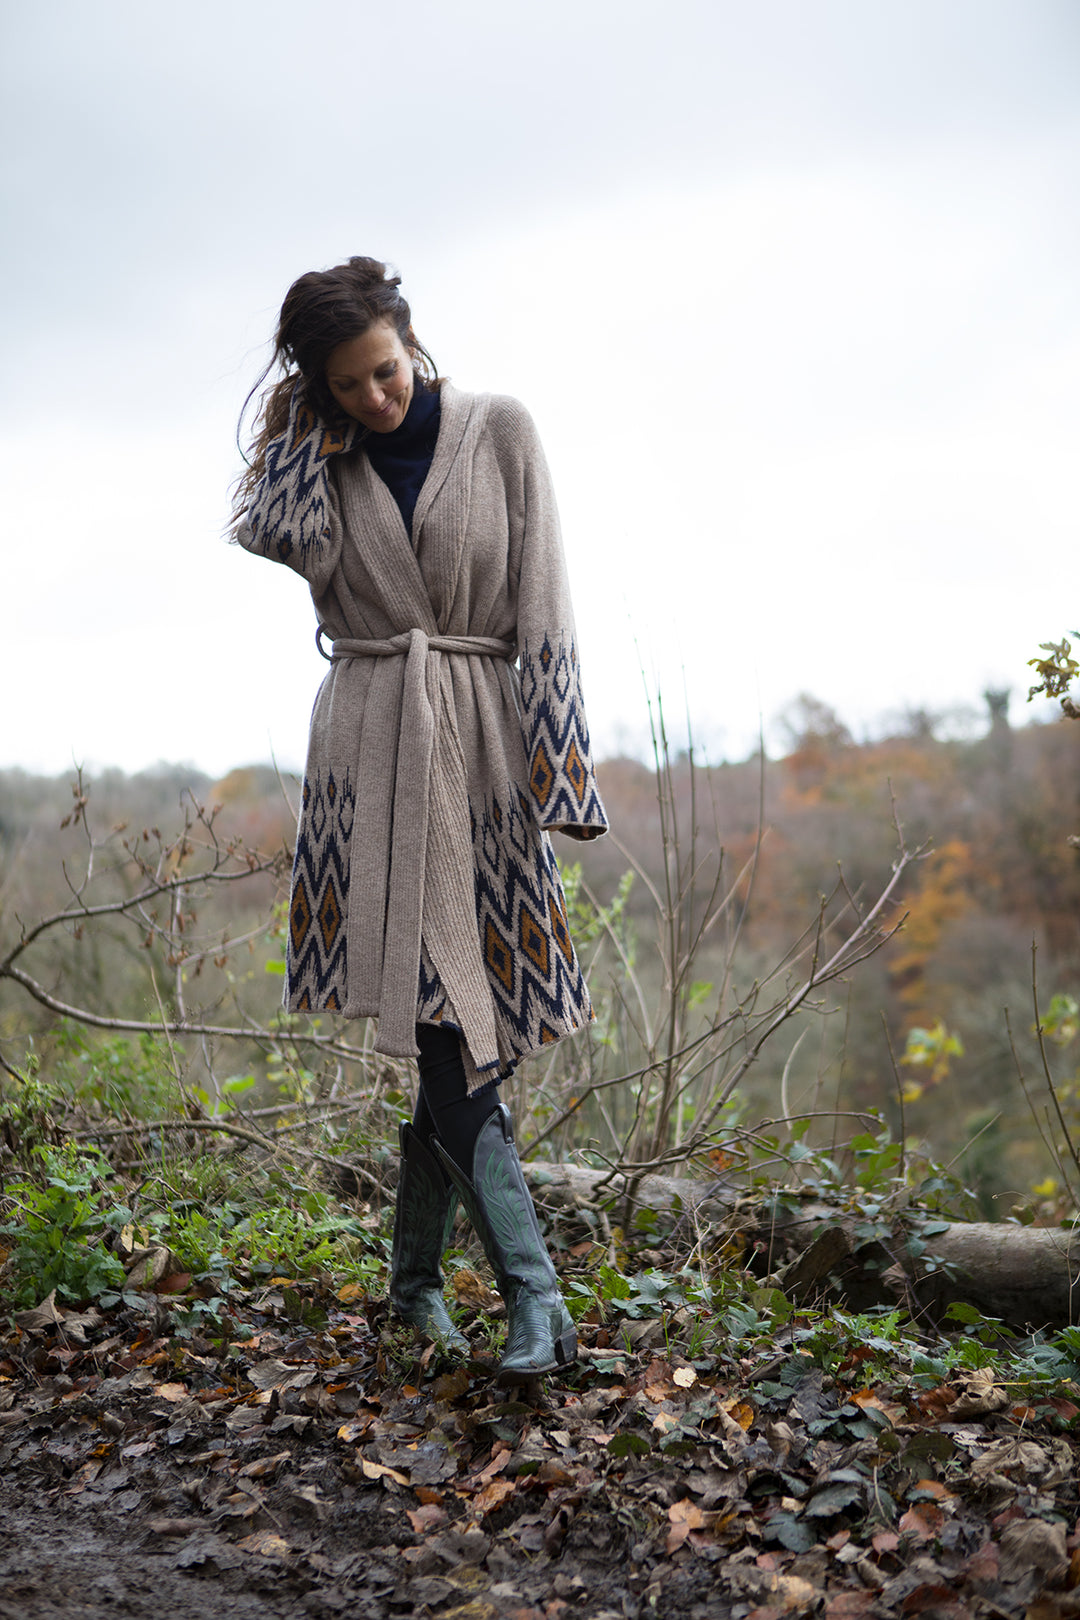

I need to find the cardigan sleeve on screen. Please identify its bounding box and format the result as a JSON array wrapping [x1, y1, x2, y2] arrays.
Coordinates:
[[499, 399, 608, 842], [236, 387, 357, 595]]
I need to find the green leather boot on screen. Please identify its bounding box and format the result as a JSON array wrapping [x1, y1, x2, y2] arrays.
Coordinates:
[[389, 1122, 468, 1354], [434, 1105, 576, 1384]]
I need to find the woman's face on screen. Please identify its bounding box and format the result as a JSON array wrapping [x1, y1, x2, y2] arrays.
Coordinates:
[[324, 321, 415, 432]]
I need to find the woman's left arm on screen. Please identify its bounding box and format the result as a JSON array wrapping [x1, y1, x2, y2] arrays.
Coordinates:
[[501, 400, 608, 843]]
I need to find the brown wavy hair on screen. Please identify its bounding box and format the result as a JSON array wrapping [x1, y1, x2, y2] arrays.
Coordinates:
[[231, 256, 437, 531]]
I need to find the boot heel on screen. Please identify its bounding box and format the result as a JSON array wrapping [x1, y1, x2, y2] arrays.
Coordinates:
[[553, 1327, 577, 1367]]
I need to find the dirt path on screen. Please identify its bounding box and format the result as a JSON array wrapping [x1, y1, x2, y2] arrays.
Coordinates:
[[3, 1285, 1080, 1617]]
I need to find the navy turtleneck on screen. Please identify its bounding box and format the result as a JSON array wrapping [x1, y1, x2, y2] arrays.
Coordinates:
[[362, 378, 442, 538]]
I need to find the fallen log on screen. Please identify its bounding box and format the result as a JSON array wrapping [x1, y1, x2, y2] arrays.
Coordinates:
[[522, 1161, 1080, 1330]]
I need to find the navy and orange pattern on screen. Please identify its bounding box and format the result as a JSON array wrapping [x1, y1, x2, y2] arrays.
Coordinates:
[[472, 784, 592, 1059], [519, 632, 607, 833], [244, 393, 356, 573], [413, 783, 593, 1075], [286, 767, 353, 1012]]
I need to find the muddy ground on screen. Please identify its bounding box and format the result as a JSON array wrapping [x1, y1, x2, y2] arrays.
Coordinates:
[[2, 1282, 1080, 1619]]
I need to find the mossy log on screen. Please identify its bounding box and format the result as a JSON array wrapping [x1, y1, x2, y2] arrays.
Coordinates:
[[523, 1161, 1080, 1330]]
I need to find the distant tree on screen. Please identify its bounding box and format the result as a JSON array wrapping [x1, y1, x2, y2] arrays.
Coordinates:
[[777, 693, 853, 755], [984, 687, 1011, 731]]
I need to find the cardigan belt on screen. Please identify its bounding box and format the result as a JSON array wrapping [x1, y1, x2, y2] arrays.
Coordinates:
[[324, 627, 515, 1070]]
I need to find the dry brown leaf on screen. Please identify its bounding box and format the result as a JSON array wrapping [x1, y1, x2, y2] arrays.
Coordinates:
[[153, 1382, 189, 1403], [473, 1478, 517, 1517], [871, 1529, 901, 1555], [908, 1477, 959, 1502], [13, 1292, 61, 1332], [247, 1360, 317, 1393], [336, 1281, 366, 1303], [155, 1271, 193, 1295], [825, 1594, 879, 1617], [234, 1532, 290, 1558], [336, 1416, 374, 1443], [667, 1498, 709, 1554], [850, 1388, 902, 1425], [971, 1437, 1070, 1487], [148, 1517, 204, 1537], [407, 1502, 449, 1533], [476, 1446, 512, 1482], [453, 1269, 501, 1310], [125, 1245, 173, 1289], [728, 1569, 820, 1611], [237, 1451, 291, 1480], [898, 1502, 944, 1541], [362, 1458, 409, 1485], [947, 1366, 1009, 1417], [433, 1368, 472, 1403], [721, 1399, 755, 1431], [998, 1517, 1068, 1584]]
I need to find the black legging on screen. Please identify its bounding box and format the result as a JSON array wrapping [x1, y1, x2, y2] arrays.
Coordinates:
[[412, 1023, 500, 1176]]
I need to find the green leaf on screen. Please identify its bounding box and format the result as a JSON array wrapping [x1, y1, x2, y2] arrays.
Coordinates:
[[944, 1301, 987, 1326], [804, 1480, 865, 1517], [762, 1511, 816, 1552], [607, 1432, 651, 1458]]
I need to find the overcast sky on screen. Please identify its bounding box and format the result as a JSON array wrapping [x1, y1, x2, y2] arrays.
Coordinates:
[[2, 0, 1078, 777]]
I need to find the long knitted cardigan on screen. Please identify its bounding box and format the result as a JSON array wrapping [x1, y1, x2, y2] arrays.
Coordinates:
[[237, 380, 608, 1089]]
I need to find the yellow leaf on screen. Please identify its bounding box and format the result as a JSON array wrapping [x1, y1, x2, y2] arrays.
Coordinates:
[[721, 1399, 755, 1431], [362, 1459, 409, 1485]]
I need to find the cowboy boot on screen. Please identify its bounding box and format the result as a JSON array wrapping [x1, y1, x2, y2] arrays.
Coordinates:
[[389, 1122, 468, 1353], [434, 1105, 576, 1384]]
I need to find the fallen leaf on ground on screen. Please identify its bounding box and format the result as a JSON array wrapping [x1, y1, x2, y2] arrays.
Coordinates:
[[453, 1269, 500, 1310], [998, 1517, 1068, 1583], [899, 1503, 945, 1541], [408, 1503, 449, 1532], [472, 1478, 517, 1517], [362, 1458, 409, 1485], [667, 1498, 712, 1554], [246, 1360, 317, 1392], [235, 1531, 290, 1558], [238, 1451, 291, 1479], [14, 1293, 61, 1332], [433, 1368, 471, 1402], [947, 1367, 1009, 1417]]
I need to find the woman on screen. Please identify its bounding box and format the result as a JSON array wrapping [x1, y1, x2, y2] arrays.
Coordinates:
[[233, 257, 607, 1383]]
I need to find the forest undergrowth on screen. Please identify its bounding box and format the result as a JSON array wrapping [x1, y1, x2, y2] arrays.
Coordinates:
[[5, 699, 1080, 1614]]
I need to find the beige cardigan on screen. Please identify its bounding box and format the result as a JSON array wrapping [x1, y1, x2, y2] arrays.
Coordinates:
[[238, 381, 607, 1088]]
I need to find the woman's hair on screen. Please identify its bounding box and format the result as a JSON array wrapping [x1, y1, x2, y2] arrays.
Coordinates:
[[231, 256, 437, 529]]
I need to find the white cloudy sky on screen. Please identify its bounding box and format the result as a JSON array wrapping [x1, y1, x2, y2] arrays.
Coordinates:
[[2, 0, 1077, 775]]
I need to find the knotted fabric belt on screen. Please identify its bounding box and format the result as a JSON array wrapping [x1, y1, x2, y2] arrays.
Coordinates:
[[317, 625, 515, 1078]]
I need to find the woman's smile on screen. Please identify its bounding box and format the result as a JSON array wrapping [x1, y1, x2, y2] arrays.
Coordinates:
[[325, 322, 415, 432]]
